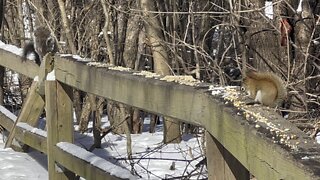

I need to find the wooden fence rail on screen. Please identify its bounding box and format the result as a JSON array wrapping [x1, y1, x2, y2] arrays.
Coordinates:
[[0, 46, 320, 179]]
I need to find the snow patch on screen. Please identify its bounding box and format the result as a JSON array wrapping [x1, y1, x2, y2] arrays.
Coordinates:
[[17, 123, 47, 137], [160, 75, 200, 86], [46, 70, 55, 81], [0, 106, 17, 122], [57, 142, 138, 180], [60, 54, 91, 62], [0, 41, 23, 56], [297, 0, 302, 12], [265, 1, 273, 19], [316, 132, 320, 144], [0, 148, 48, 179], [33, 75, 39, 82]]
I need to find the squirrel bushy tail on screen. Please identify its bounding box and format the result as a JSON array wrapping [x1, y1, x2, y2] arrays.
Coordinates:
[[245, 70, 287, 106], [246, 70, 287, 101], [22, 42, 41, 66]]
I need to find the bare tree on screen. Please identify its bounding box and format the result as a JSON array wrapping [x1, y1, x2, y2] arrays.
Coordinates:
[[141, 0, 181, 143], [0, 0, 4, 106]]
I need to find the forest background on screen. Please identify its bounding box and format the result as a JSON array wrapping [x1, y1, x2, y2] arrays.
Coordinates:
[[0, 0, 319, 167]]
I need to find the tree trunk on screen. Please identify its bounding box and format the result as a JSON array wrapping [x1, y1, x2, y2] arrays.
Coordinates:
[[123, 1, 143, 134], [0, 66, 4, 105], [77, 11, 106, 149], [57, 0, 82, 125], [132, 109, 143, 134], [289, 1, 315, 119], [79, 95, 91, 132], [104, 1, 133, 139], [17, 0, 31, 103], [100, 0, 115, 64], [107, 100, 132, 134], [57, 0, 77, 54], [245, 0, 281, 72], [149, 114, 158, 133], [141, 0, 181, 143], [115, 0, 128, 65], [89, 95, 101, 148]]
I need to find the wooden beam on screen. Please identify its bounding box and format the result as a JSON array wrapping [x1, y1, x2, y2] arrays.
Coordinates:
[[206, 131, 249, 180], [0, 104, 133, 179], [2, 52, 54, 150], [5, 81, 45, 149], [54, 56, 320, 180], [54, 142, 136, 180], [46, 80, 75, 179], [0, 107, 47, 153], [37, 53, 55, 95], [0, 106, 16, 130], [0, 107, 132, 179], [0, 48, 38, 78], [14, 123, 47, 153]]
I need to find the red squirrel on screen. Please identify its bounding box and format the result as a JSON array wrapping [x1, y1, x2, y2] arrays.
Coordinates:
[[243, 70, 287, 107]]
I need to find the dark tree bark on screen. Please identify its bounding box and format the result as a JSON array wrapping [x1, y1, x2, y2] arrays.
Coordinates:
[[123, 1, 143, 134], [244, 0, 280, 72], [289, 1, 316, 119], [0, 0, 4, 105], [106, 0, 136, 137]]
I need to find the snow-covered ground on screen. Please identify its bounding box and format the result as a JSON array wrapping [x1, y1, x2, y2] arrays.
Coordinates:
[[0, 135, 48, 179], [0, 116, 207, 179]]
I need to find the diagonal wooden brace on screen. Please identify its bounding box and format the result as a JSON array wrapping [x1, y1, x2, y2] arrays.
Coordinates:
[[4, 53, 54, 149]]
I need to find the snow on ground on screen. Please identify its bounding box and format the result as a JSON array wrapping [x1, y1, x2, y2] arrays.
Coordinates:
[[0, 134, 48, 180], [0, 116, 207, 179], [74, 116, 207, 179]]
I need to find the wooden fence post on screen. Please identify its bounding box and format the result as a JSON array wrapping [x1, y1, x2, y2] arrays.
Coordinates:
[[46, 78, 75, 179], [206, 131, 249, 180]]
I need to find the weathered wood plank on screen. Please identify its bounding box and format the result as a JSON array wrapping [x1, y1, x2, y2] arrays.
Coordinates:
[[0, 48, 38, 78], [206, 131, 249, 180], [0, 107, 132, 179], [0, 95, 132, 180], [0, 107, 47, 153], [37, 53, 55, 95], [14, 123, 47, 153], [54, 142, 137, 180], [54, 56, 320, 180], [0, 106, 16, 130], [46, 80, 75, 179], [5, 81, 45, 149]]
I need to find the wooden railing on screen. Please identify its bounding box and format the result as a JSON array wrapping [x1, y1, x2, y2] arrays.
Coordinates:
[[0, 44, 320, 180]]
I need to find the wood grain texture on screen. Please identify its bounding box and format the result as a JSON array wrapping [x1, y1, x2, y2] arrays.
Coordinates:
[[0, 48, 38, 78], [46, 80, 74, 179], [54, 55, 320, 180]]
